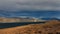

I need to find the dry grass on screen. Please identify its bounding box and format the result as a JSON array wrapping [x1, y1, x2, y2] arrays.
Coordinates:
[[0, 20, 60, 34]]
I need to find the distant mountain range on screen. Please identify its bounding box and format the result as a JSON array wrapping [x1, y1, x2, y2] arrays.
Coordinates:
[[40, 18, 60, 20], [0, 10, 60, 21], [0, 16, 59, 23], [0, 11, 60, 18]]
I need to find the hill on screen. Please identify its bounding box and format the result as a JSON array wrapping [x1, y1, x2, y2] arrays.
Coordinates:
[[0, 17, 46, 23], [0, 20, 60, 34]]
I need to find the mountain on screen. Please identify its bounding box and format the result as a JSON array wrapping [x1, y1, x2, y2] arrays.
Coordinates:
[[40, 18, 60, 20], [0, 11, 60, 18]]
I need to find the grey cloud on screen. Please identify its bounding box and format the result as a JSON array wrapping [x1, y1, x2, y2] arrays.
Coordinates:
[[0, 0, 60, 11]]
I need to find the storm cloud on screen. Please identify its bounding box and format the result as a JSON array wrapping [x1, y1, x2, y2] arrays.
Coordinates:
[[0, 0, 60, 11]]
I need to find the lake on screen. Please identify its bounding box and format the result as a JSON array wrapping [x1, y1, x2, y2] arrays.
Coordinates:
[[0, 22, 45, 29]]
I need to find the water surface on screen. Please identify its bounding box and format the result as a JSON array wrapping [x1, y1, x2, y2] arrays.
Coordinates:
[[0, 22, 45, 29]]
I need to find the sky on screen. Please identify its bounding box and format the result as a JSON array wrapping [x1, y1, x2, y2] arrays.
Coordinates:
[[0, 0, 60, 11], [0, 0, 60, 18]]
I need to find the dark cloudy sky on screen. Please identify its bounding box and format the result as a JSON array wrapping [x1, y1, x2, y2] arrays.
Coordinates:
[[0, 0, 60, 18], [0, 0, 60, 11]]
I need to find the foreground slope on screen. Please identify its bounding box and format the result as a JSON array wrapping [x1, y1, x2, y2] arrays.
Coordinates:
[[0, 20, 60, 34]]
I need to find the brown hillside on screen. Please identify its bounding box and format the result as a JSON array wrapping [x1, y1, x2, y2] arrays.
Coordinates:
[[0, 17, 45, 23], [0, 20, 60, 34]]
